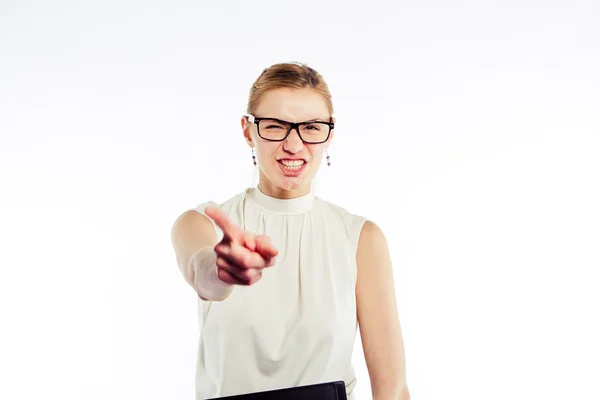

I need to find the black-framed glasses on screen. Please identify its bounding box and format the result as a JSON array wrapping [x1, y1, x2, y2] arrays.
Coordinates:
[[245, 113, 334, 144]]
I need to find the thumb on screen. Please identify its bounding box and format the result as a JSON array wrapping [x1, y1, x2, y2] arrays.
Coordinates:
[[254, 235, 278, 258], [243, 234, 257, 252]]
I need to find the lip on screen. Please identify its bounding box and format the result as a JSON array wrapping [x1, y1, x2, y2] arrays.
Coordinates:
[[277, 160, 307, 176], [277, 158, 307, 162]]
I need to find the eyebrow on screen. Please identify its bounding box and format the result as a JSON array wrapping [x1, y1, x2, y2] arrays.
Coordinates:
[[304, 117, 329, 123]]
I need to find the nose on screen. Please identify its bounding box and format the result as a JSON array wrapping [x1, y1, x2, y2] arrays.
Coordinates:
[[283, 126, 304, 152]]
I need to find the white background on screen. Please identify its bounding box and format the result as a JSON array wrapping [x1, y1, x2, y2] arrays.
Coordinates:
[[1, 1, 599, 399]]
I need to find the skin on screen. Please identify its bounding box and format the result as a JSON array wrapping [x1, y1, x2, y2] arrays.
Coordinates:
[[357, 220, 411, 400], [241, 87, 334, 199], [208, 87, 410, 399]]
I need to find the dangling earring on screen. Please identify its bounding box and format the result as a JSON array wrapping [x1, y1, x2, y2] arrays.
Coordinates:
[[326, 150, 331, 166], [252, 148, 257, 166]]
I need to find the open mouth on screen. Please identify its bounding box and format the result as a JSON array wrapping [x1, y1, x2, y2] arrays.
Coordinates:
[[277, 160, 307, 173]]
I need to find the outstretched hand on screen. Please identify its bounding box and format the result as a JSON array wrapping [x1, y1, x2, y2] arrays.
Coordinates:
[[205, 206, 278, 286]]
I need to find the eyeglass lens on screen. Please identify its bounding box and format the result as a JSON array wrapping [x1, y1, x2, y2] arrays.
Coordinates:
[[258, 119, 330, 143]]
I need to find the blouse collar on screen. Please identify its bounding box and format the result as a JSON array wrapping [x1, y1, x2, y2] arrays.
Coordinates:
[[246, 185, 315, 215]]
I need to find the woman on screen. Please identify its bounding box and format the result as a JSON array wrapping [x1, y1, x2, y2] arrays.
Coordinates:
[[171, 62, 410, 400]]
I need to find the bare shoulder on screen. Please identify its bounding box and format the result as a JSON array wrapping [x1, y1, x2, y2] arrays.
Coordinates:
[[357, 219, 389, 256], [171, 209, 215, 238], [171, 209, 217, 253], [356, 219, 394, 284]]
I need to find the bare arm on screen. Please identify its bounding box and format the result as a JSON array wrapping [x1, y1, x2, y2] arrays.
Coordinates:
[[171, 207, 278, 301], [356, 220, 410, 400], [170, 210, 233, 301]]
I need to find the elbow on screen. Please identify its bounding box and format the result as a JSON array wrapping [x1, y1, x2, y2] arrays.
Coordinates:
[[399, 384, 411, 400], [198, 292, 230, 302], [394, 384, 411, 400], [197, 285, 234, 302]]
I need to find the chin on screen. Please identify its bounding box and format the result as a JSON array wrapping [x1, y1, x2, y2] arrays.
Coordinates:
[[263, 165, 314, 191], [278, 179, 304, 190], [278, 174, 312, 190]]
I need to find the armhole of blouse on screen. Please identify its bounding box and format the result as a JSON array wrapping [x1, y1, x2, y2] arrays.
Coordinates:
[[352, 215, 368, 286], [189, 201, 223, 243], [189, 201, 221, 306]]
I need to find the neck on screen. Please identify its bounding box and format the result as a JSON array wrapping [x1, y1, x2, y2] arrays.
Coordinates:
[[258, 176, 311, 199]]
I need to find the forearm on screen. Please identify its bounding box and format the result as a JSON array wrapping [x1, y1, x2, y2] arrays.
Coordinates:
[[373, 384, 410, 400], [181, 247, 234, 301], [371, 369, 410, 400]]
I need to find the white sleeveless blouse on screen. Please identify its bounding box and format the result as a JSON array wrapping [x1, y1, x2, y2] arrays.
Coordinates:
[[191, 186, 366, 399]]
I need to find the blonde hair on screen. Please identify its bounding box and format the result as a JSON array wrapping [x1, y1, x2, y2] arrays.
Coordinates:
[[247, 62, 334, 117]]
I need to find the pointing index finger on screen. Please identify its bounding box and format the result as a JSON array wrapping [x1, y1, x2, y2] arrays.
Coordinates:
[[204, 206, 242, 243]]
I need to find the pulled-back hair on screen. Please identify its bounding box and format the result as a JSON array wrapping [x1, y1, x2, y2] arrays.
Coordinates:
[[247, 62, 334, 116]]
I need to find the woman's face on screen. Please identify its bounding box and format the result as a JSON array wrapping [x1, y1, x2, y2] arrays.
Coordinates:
[[242, 88, 334, 199]]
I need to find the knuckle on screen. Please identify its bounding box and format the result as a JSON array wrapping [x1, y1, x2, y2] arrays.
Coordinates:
[[217, 258, 231, 271], [238, 253, 248, 267], [241, 269, 255, 281], [241, 253, 255, 268], [216, 268, 228, 283], [215, 243, 228, 255], [240, 269, 260, 285], [247, 276, 259, 285], [239, 277, 252, 286]]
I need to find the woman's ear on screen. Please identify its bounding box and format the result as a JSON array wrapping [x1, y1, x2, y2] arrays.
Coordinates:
[[330, 116, 336, 142], [241, 116, 253, 145], [327, 127, 335, 145]]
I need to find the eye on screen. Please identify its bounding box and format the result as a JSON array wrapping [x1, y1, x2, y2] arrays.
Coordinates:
[[303, 124, 321, 131], [264, 123, 286, 130]]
